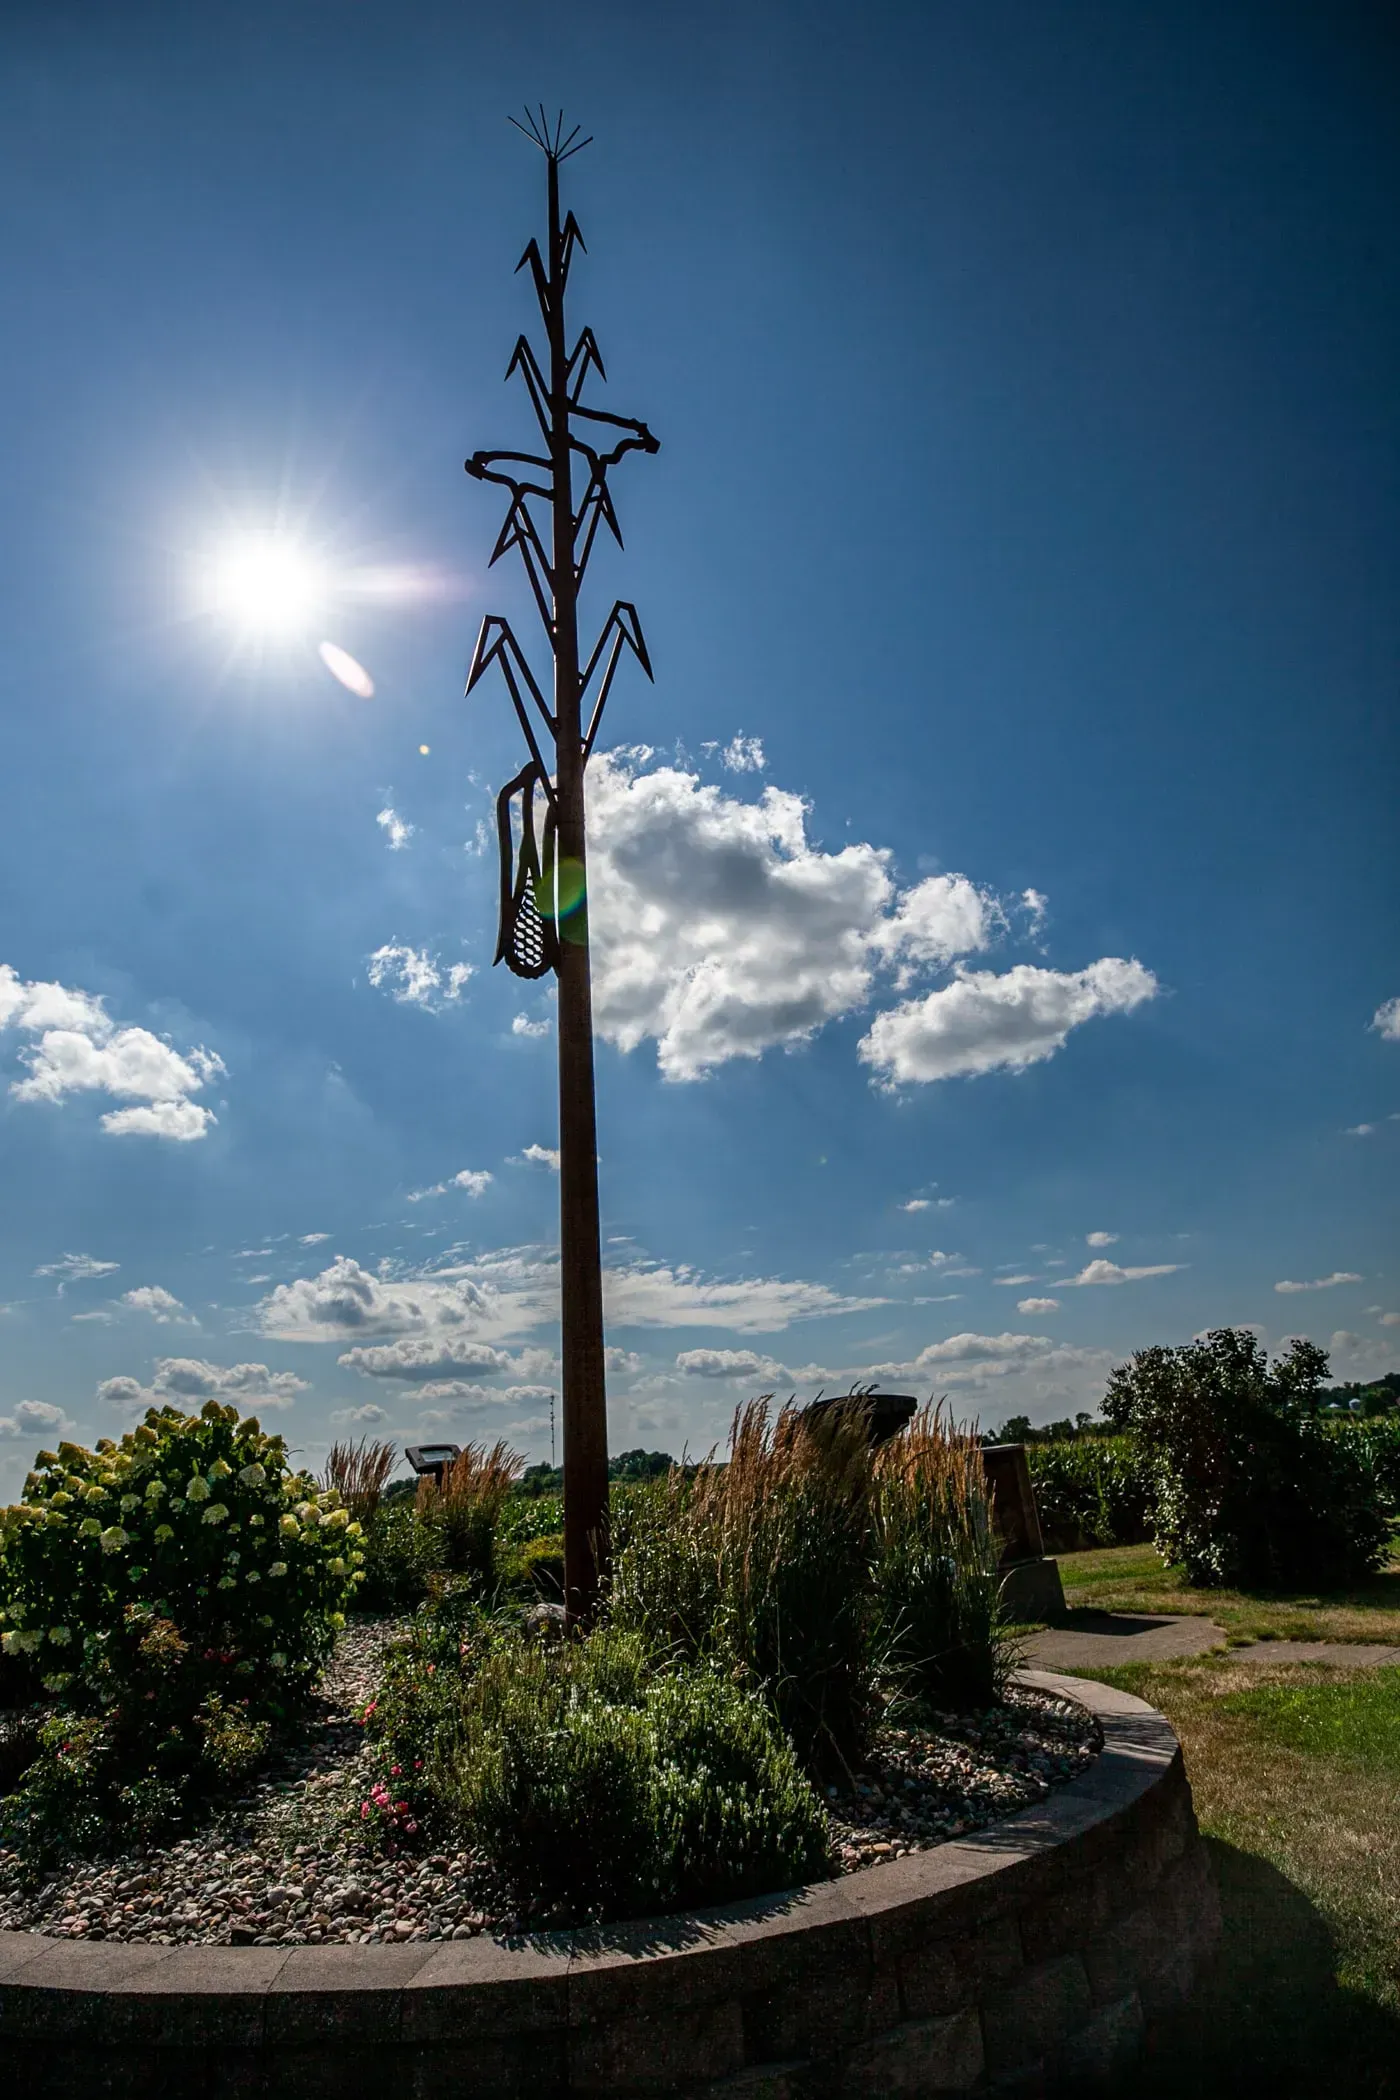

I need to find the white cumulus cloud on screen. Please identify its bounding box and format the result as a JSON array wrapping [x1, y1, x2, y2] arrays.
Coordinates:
[[258, 1247, 880, 1352], [1065, 1259, 1183, 1286], [518, 1144, 560, 1170], [511, 1014, 552, 1040], [1086, 1231, 1119, 1248], [675, 1347, 788, 1382], [1017, 1297, 1060, 1314], [1, 964, 223, 1139], [367, 945, 473, 1009], [575, 754, 1154, 1089], [1370, 997, 1400, 1042], [122, 1286, 193, 1324], [900, 1199, 931, 1214], [859, 959, 1157, 1088], [720, 734, 765, 773], [340, 1337, 512, 1382], [97, 1357, 308, 1417], [0, 1399, 68, 1440]]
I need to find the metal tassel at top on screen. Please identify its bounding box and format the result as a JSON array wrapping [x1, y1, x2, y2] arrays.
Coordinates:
[[494, 761, 559, 979]]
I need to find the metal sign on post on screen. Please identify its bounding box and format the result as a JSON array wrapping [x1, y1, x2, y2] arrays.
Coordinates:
[[464, 109, 659, 1626]]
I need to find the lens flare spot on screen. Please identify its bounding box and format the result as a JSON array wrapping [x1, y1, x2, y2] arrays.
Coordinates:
[[555, 858, 587, 920], [419, 744, 431, 756], [318, 641, 375, 698]]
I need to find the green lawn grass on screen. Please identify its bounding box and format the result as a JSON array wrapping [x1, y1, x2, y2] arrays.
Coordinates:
[[1048, 1608, 1400, 2093], [1057, 1539, 1400, 1643]]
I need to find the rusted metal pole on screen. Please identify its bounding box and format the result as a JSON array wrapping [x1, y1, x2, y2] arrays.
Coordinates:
[[542, 152, 611, 1624]]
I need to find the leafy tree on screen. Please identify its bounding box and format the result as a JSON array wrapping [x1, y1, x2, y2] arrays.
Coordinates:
[[1102, 1329, 1389, 1588]]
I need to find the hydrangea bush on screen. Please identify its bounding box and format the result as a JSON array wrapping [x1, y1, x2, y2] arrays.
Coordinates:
[[0, 1402, 362, 1852]]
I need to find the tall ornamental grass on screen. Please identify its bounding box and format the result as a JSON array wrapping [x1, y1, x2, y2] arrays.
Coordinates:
[[871, 1405, 1006, 1709], [323, 1437, 398, 1523], [417, 1441, 521, 1589], [612, 1400, 879, 1776]]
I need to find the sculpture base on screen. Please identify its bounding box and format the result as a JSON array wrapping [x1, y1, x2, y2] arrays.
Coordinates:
[[999, 1555, 1067, 1625]]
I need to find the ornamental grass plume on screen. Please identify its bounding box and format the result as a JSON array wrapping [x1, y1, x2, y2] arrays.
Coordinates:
[[610, 1398, 877, 1776], [419, 1440, 522, 1587], [322, 1436, 398, 1523], [871, 1403, 1006, 1709]]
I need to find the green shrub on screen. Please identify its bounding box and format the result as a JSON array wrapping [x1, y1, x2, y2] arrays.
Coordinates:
[[1027, 1435, 1153, 1551], [871, 1406, 1005, 1707], [1102, 1330, 1390, 1588], [0, 1404, 360, 1852], [357, 1499, 444, 1613], [497, 1491, 563, 1545], [610, 1402, 877, 1776], [497, 1532, 565, 1601], [1337, 1416, 1400, 1520], [439, 1627, 830, 1920]]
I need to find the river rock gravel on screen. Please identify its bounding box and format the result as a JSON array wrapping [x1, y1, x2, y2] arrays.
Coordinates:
[[0, 1627, 1099, 1943]]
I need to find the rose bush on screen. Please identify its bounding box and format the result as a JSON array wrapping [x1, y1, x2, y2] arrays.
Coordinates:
[[0, 1401, 362, 1853]]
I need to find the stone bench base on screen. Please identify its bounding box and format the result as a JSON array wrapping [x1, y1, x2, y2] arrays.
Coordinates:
[[0, 1672, 1219, 2096]]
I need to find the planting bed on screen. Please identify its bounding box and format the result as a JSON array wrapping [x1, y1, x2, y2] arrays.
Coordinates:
[[0, 1673, 1219, 2097], [0, 1625, 1097, 1943]]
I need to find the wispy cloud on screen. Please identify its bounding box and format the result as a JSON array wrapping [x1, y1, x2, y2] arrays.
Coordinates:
[[1274, 1272, 1364, 1294], [406, 1168, 494, 1202], [35, 1251, 119, 1292], [376, 805, 413, 851]]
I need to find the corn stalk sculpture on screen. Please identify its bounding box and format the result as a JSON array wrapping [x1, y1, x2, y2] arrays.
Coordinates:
[[465, 110, 658, 1623]]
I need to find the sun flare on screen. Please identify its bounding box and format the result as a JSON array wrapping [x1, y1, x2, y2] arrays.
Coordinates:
[[206, 532, 327, 636]]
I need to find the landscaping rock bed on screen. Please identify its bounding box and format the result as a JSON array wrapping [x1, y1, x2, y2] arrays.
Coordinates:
[[0, 1622, 1098, 1945]]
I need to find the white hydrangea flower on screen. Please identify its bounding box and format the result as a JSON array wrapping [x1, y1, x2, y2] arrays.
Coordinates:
[[99, 1526, 128, 1553], [268, 1561, 288, 1578], [47, 1627, 72, 1645], [202, 1503, 230, 1526], [237, 1463, 266, 1487], [186, 1478, 211, 1504]]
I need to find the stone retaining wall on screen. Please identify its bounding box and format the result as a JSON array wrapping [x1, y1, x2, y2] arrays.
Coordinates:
[[0, 1672, 1219, 2097]]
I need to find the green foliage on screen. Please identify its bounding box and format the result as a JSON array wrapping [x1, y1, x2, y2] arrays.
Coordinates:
[[610, 1403, 877, 1776], [357, 1499, 444, 1613], [0, 1404, 360, 1854], [496, 1492, 563, 1544], [1102, 1329, 1391, 1589], [871, 1407, 1005, 1708], [1027, 1435, 1154, 1550], [438, 1627, 830, 1921], [497, 1532, 564, 1601], [1337, 1415, 1400, 1519]]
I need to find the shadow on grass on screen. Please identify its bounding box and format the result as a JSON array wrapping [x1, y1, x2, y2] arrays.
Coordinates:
[[1114, 1839, 1400, 2099]]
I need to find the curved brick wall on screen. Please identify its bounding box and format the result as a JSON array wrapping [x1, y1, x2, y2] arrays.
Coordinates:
[[0, 1671, 1219, 2097]]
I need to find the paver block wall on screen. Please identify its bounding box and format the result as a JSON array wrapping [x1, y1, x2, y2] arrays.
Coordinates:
[[0, 1672, 1219, 2097]]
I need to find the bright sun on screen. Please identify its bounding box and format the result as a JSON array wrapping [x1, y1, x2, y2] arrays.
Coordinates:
[[208, 532, 327, 635]]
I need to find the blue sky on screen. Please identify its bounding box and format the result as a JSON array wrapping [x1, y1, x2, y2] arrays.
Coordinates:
[[1, 1, 1396, 1494]]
